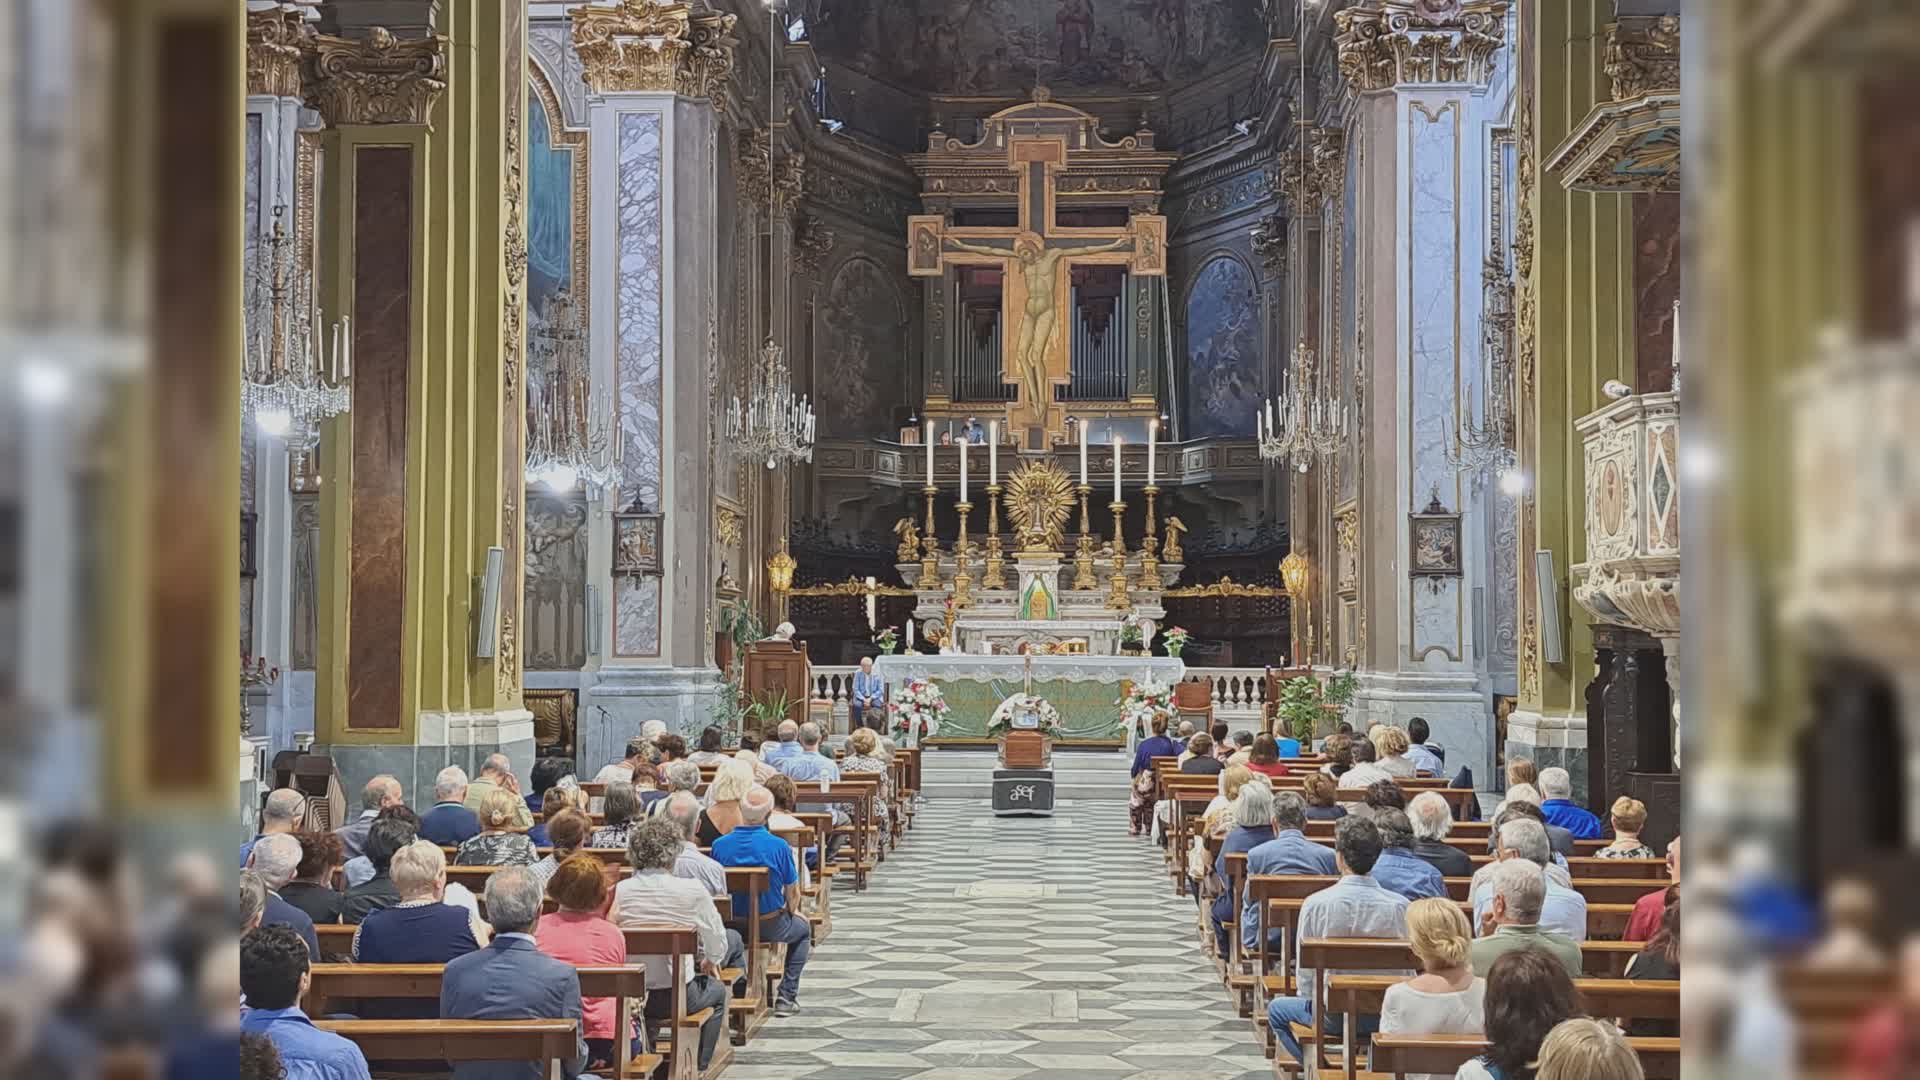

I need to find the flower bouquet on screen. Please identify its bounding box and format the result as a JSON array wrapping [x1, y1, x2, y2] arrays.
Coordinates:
[[1117, 678, 1175, 738], [1159, 625, 1191, 657], [888, 677, 949, 744], [874, 626, 900, 654], [986, 693, 1064, 740]]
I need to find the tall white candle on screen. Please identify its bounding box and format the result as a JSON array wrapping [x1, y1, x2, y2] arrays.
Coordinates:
[[906, 619, 914, 648], [925, 421, 934, 485], [988, 421, 998, 484], [865, 576, 877, 631], [1079, 421, 1089, 485], [959, 437, 968, 503], [1112, 434, 1123, 502], [1147, 418, 1157, 485]]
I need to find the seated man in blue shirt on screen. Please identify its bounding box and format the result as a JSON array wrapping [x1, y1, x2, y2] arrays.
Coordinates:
[[760, 720, 804, 766], [240, 925, 374, 1080], [418, 765, 482, 846], [1535, 767, 1604, 839], [712, 786, 812, 1017], [1241, 790, 1337, 954], [775, 722, 848, 854], [1404, 716, 1445, 776], [1369, 808, 1446, 900]]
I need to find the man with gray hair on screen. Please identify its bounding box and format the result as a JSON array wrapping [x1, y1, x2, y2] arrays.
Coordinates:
[[660, 789, 727, 896], [239, 869, 267, 934], [776, 721, 848, 831], [241, 787, 307, 867], [609, 818, 735, 1070], [1469, 857, 1582, 978], [441, 866, 587, 1080], [245, 833, 319, 959], [334, 775, 402, 860], [1242, 789, 1337, 952], [419, 765, 481, 845], [1535, 765, 1604, 839], [1406, 790, 1473, 877], [1209, 784, 1278, 956], [1497, 784, 1576, 857], [1471, 817, 1587, 941], [712, 786, 812, 1016], [464, 754, 533, 830], [762, 718, 803, 766]]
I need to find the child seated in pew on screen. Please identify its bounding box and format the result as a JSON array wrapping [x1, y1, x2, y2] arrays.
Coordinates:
[[1383, 899, 1488, 1080]]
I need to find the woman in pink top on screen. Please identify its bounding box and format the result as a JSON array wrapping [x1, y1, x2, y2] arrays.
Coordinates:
[[535, 854, 628, 1068]]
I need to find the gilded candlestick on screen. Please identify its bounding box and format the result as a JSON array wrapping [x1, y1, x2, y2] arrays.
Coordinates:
[[1073, 483, 1098, 590], [919, 484, 940, 586], [982, 484, 1007, 589], [951, 501, 974, 608], [1106, 500, 1131, 610], [1140, 484, 1162, 589]]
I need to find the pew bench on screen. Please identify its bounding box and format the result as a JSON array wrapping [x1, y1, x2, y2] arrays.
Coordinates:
[[316, 1019, 589, 1079], [1369, 1032, 1681, 1080]]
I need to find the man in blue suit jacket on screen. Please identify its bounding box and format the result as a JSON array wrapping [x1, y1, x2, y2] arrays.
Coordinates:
[[850, 657, 887, 732], [440, 867, 588, 1080]]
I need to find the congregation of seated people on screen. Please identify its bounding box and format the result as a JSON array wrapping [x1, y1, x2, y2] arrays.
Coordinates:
[[235, 720, 909, 1079]]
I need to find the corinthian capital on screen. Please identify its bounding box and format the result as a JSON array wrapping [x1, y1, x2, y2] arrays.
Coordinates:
[[571, 0, 738, 106], [1334, 0, 1508, 91], [1604, 16, 1680, 101], [247, 7, 313, 99], [306, 27, 447, 126], [1277, 126, 1344, 216]]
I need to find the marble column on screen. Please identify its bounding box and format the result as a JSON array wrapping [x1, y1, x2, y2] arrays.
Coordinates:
[[1336, 1, 1512, 788], [572, 1, 737, 763]]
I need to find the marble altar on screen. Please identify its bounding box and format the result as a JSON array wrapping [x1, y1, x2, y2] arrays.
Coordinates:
[[872, 654, 1186, 743]]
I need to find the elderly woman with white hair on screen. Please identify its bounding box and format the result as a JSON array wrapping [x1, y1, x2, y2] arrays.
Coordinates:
[[1209, 783, 1277, 957], [696, 759, 756, 845], [1405, 790, 1474, 877], [352, 839, 487, 964]]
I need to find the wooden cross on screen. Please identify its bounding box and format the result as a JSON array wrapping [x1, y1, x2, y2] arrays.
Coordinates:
[[908, 137, 1167, 442]]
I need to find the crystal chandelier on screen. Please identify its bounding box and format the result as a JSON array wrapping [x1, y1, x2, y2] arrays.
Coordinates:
[[1448, 254, 1519, 485], [243, 205, 350, 447], [729, 336, 816, 470], [525, 289, 619, 492], [1257, 339, 1345, 473]]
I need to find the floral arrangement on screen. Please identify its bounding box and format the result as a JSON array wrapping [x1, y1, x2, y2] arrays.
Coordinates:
[[987, 693, 1064, 739], [1159, 625, 1191, 657], [1119, 614, 1144, 649], [1117, 678, 1175, 736], [888, 677, 949, 741], [874, 626, 899, 654]]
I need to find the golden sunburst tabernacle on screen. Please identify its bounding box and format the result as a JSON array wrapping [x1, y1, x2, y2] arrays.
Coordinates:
[[1003, 459, 1076, 553]]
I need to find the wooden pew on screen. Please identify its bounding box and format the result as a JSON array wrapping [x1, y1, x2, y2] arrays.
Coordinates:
[[316, 1019, 583, 1077], [1369, 1033, 1681, 1080], [793, 780, 878, 891], [772, 823, 832, 943], [718, 865, 772, 1045]]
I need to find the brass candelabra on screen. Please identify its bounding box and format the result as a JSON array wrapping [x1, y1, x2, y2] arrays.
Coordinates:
[[1106, 499, 1131, 610], [1140, 484, 1162, 589], [1073, 484, 1098, 590], [952, 501, 975, 608], [982, 483, 1007, 589], [919, 484, 940, 586]]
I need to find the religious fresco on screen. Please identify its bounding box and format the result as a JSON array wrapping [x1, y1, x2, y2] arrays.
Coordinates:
[[811, 0, 1265, 95], [817, 257, 906, 439], [526, 88, 573, 326], [1184, 255, 1260, 440]]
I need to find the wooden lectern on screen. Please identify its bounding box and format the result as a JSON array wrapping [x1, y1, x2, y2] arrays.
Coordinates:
[[744, 638, 810, 729]]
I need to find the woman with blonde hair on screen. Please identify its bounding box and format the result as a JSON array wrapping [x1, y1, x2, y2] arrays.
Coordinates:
[[453, 789, 539, 866], [1382, 897, 1486, 1080], [1372, 724, 1418, 778], [1534, 1018, 1644, 1080], [695, 759, 755, 845], [1301, 771, 1347, 822], [1596, 797, 1656, 860], [1506, 757, 1538, 791], [841, 726, 893, 832]]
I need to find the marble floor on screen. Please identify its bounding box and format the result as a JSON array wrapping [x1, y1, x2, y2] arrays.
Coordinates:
[[727, 798, 1272, 1080]]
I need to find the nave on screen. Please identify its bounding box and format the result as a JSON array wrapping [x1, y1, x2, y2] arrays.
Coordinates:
[[729, 799, 1270, 1080]]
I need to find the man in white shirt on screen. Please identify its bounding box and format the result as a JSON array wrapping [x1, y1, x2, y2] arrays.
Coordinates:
[[1265, 816, 1411, 1064], [1469, 816, 1587, 941], [1337, 736, 1393, 790], [593, 738, 655, 785], [610, 818, 742, 1070]]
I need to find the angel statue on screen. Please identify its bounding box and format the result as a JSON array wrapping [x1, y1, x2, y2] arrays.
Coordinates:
[[1161, 516, 1188, 562], [893, 516, 920, 562]]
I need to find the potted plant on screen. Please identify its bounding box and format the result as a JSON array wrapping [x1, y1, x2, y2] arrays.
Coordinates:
[[744, 689, 793, 739], [1119, 616, 1145, 655], [874, 626, 900, 655], [1273, 670, 1361, 743], [1159, 625, 1191, 658]]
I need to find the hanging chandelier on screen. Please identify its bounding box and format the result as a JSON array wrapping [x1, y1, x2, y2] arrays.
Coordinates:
[[525, 289, 619, 492], [727, 1, 816, 471], [243, 205, 350, 447], [729, 336, 816, 470], [1257, 338, 1346, 473], [1448, 254, 1519, 485]]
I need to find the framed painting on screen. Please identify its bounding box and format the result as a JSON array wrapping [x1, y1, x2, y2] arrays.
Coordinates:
[[613, 512, 662, 577], [1409, 498, 1461, 577]]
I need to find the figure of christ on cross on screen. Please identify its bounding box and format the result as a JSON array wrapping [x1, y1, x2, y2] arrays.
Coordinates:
[[943, 231, 1129, 422]]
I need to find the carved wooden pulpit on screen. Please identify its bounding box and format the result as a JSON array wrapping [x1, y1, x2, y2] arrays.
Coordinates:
[[744, 638, 810, 729]]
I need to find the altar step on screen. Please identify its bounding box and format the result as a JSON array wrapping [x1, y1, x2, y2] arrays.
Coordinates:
[[916, 747, 1134, 801]]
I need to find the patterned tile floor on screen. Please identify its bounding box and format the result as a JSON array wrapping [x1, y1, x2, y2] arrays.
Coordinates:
[[728, 798, 1272, 1080]]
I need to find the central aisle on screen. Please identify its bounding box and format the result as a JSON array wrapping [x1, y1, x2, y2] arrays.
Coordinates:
[[727, 799, 1272, 1080]]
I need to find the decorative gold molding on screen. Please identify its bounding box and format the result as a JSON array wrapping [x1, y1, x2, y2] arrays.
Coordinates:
[[570, 0, 737, 105], [1163, 576, 1287, 599], [1277, 126, 1345, 217], [1334, 503, 1360, 597], [500, 6, 529, 705], [786, 576, 916, 598], [1604, 16, 1679, 101], [1334, 1, 1509, 91], [715, 504, 744, 548], [306, 27, 448, 127], [737, 127, 806, 220], [248, 7, 312, 99], [1513, 87, 1541, 707]]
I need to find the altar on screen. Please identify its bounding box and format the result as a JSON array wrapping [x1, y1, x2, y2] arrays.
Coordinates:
[[871, 654, 1186, 744]]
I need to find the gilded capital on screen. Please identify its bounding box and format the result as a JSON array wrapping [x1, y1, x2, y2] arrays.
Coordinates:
[[1604, 16, 1679, 101], [1277, 126, 1344, 216], [571, 0, 738, 106], [737, 127, 806, 220], [1334, 0, 1509, 91], [306, 27, 447, 127], [247, 7, 313, 99]]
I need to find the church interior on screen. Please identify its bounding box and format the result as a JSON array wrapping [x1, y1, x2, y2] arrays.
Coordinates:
[[6, 0, 1920, 1076]]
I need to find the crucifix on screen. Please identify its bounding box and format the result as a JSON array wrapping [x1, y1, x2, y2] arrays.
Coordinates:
[[908, 136, 1168, 444]]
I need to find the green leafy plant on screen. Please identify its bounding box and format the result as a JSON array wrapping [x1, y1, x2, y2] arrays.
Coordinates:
[[1324, 670, 1359, 710], [711, 681, 748, 732], [744, 689, 793, 737], [1274, 670, 1361, 742], [716, 602, 764, 682]]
